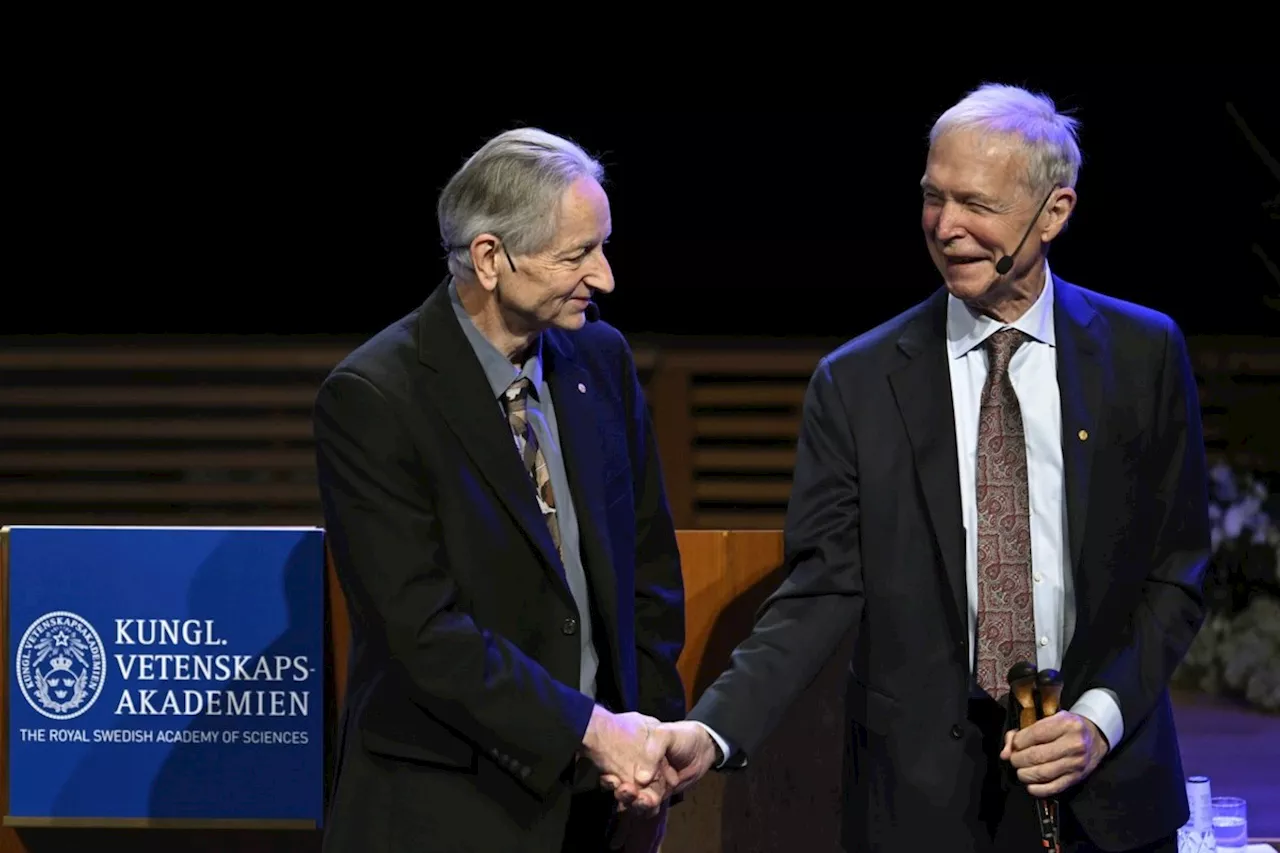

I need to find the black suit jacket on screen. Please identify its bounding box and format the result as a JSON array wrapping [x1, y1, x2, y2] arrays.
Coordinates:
[[689, 276, 1210, 852], [314, 281, 686, 853]]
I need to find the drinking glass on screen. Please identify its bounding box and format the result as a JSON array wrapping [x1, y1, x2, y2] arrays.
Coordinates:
[[1210, 796, 1247, 848]]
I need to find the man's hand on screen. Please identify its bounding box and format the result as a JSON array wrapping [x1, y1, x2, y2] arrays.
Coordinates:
[[581, 706, 671, 815], [1000, 711, 1109, 797], [604, 720, 719, 812], [650, 721, 719, 796], [608, 802, 668, 853]]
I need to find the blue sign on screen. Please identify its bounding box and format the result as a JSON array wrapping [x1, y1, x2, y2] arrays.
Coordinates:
[[4, 525, 325, 826]]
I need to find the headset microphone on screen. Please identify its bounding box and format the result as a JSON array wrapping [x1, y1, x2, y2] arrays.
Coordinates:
[[995, 186, 1058, 275]]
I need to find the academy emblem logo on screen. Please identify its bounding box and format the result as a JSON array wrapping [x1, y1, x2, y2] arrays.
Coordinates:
[[15, 611, 107, 721]]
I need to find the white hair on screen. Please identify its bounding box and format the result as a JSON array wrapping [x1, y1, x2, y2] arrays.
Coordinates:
[[437, 127, 604, 277], [930, 83, 1082, 196]]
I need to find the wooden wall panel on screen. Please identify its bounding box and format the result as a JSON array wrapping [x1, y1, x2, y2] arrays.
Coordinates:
[[0, 333, 1273, 530]]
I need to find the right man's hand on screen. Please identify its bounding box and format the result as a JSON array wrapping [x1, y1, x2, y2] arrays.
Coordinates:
[[603, 720, 719, 812], [581, 707, 674, 815]]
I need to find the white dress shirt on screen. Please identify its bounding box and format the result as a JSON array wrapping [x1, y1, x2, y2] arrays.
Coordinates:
[[947, 264, 1123, 750], [697, 264, 1124, 766]]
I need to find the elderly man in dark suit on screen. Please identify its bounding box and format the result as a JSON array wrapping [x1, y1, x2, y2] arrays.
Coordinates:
[[315, 127, 686, 853], [630, 83, 1210, 853]]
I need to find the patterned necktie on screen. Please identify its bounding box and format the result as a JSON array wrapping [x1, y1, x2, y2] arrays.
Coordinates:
[[974, 327, 1038, 700], [503, 377, 561, 556]]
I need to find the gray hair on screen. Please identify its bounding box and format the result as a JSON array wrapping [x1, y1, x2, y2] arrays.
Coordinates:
[[437, 127, 605, 277], [929, 83, 1082, 197]]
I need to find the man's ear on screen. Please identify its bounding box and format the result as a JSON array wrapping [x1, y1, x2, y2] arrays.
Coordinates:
[[469, 234, 503, 292], [1042, 186, 1077, 242]]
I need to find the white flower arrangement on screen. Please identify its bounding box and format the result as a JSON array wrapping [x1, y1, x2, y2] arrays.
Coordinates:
[[1172, 462, 1280, 712], [1207, 463, 1280, 558]]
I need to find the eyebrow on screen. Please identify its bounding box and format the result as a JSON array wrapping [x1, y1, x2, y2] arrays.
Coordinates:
[[920, 181, 1004, 207], [557, 242, 594, 258], [558, 232, 611, 258]]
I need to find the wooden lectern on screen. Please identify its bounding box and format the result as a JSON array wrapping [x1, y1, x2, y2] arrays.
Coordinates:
[[659, 531, 850, 853]]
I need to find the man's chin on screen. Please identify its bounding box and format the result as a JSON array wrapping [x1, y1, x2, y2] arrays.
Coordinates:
[[550, 310, 589, 331], [943, 269, 996, 302]]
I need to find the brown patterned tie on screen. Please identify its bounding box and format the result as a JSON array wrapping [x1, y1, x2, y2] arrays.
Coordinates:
[[975, 328, 1038, 701], [503, 377, 561, 555]]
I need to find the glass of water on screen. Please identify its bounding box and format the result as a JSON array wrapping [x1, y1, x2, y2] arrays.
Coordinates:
[[1211, 796, 1247, 848]]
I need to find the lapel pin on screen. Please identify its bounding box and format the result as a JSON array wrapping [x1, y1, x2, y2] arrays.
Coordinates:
[[577, 383, 586, 393], [1078, 429, 1088, 441]]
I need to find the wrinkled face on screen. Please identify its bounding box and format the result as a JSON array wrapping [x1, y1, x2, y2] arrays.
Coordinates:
[[493, 175, 614, 333], [920, 129, 1063, 304]]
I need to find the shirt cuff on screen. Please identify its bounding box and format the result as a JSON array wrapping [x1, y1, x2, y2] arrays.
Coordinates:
[[1069, 688, 1124, 751], [692, 721, 735, 769]]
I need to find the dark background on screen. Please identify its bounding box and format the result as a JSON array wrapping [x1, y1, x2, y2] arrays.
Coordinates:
[[13, 64, 1276, 340]]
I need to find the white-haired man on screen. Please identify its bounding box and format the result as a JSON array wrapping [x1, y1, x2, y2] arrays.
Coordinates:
[[630, 84, 1210, 852], [315, 127, 686, 853]]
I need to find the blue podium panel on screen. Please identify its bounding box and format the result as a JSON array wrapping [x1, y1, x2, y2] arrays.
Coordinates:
[[3, 525, 325, 827]]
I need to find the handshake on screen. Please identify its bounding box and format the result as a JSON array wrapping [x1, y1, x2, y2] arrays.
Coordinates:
[[581, 706, 721, 815]]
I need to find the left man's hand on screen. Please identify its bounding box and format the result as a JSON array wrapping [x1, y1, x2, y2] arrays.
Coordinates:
[[608, 802, 668, 853], [1000, 711, 1109, 797]]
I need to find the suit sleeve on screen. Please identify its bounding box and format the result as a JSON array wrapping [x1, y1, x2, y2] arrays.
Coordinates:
[[1082, 319, 1211, 741], [687, 356, 865, 763], [314, 369, 594, 797], [623, 343, 688, 724]]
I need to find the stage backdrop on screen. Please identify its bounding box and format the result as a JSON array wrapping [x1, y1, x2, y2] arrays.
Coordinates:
[[2, 525, 325, 829]]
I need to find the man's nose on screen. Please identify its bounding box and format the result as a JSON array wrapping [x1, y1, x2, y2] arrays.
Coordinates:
[[933, 204, 966, 241], [586, 252, 614, 293]]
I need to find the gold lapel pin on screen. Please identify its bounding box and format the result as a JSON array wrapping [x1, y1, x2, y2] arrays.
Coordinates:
[[1078, 429, 1088, 441], [577, 383, 586, 393]]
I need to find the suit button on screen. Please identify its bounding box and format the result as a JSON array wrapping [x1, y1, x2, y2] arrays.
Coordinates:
[[562, 618, 578, 635], [950, 724, 963, 739]]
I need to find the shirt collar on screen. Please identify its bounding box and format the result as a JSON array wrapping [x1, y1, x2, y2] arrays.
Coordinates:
[[946, 260, 1056, 360], [448, 279, 544, 399]]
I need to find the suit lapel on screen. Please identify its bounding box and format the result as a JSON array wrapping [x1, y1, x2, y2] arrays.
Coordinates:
[[1052, 277, 1105, 573], [415, 284, 572, 601], [542, 331, 622, 657], [887, 290, 968, 635]]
